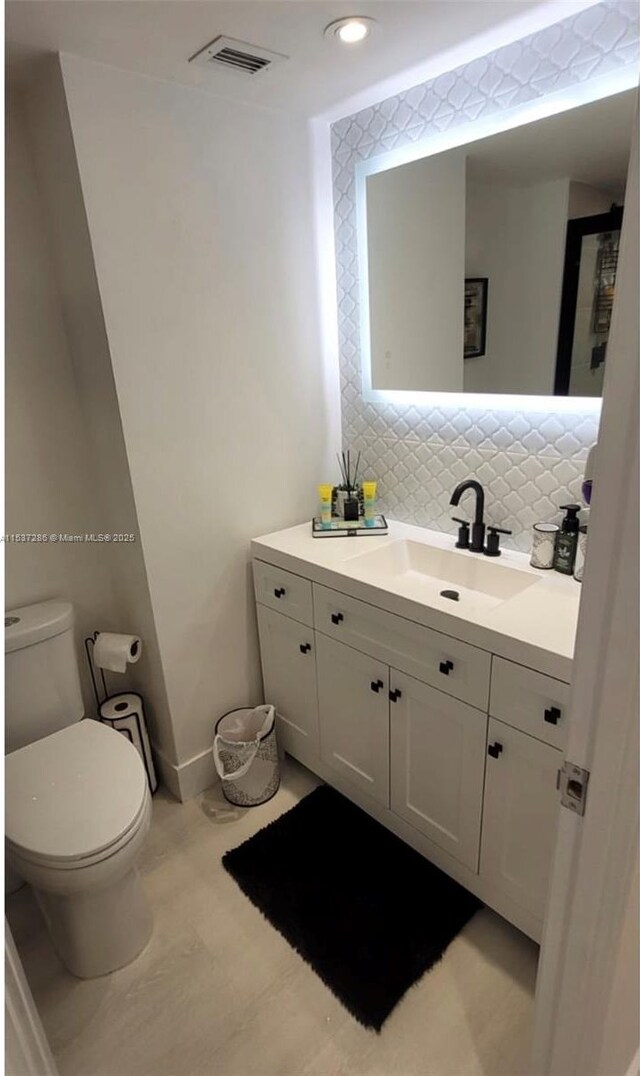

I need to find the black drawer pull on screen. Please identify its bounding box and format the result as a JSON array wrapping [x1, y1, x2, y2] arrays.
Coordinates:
[[274, 587, 286, 599], [439, 660, 454, 675], [299, 643, 311, 654], [488, 742, 503, 759], [370, 679, 384, 693], [544, 706, 562, 725], [331, 612, 344, 625], [389, 688, 402, 702]]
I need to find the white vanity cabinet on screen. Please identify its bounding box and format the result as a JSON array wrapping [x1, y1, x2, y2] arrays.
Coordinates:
[[253, 547, 573, 942]]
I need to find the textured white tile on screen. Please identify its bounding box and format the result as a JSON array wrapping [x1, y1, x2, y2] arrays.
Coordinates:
[[332, 1, 636, 544]]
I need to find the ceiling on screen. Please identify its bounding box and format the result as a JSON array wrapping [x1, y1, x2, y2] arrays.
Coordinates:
[[466, 89, 636, 198], [6, 0, 557, 118]]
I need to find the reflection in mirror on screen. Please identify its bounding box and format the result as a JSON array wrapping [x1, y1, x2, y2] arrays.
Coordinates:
[[554, 208, 623, 396], [360, 88, 636, 398]]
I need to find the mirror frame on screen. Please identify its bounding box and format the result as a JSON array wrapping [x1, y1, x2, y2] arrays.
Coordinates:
[[355, 67, 637, 414]]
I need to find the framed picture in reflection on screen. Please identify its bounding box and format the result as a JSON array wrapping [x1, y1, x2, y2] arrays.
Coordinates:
[[464, 278, 488, 359]]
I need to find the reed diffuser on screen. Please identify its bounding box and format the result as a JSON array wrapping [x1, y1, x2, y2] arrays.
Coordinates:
[[333, 450, 362, 521]]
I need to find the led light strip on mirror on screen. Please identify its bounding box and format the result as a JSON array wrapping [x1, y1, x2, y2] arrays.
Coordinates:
[[352, 49, 638, 413]]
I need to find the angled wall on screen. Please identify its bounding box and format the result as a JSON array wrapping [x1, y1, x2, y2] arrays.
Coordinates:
[[23, 53, 339, 797], [21, 57, 176, 769]]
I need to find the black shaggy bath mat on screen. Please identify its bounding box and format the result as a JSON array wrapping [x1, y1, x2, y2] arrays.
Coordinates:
[[222, 784, 481, 1030]]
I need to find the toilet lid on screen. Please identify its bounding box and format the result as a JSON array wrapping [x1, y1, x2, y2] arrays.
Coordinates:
[[5, 720, 149, 863]]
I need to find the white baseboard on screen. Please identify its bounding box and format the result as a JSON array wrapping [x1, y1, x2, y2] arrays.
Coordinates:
[[152, 743, 218, 802]]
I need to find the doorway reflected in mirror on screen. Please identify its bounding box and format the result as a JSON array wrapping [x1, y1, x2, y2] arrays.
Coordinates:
[[464, 278, 488, 360], [554, 207, 623, 397]]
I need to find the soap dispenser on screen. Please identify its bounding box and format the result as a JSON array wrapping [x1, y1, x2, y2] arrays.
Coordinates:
[[553, 504, 581, 575]]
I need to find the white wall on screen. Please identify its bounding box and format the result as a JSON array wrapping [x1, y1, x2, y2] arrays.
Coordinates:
[[464, 176, 570, 395], [568, 180, 613, 219], [53, 54, 339, 794], [20, 66, 176, 764], [5, 98, 121, 713], [366, 151, 465, 392]]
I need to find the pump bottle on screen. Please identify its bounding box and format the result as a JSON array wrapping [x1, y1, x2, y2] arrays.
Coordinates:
[[553, 504, 581, 575]]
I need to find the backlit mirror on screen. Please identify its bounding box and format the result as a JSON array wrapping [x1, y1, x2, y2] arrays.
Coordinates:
[[358, 89, 636, 398]]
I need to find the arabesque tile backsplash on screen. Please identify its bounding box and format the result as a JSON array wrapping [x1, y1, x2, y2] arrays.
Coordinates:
[[331, 0, 638, 550]]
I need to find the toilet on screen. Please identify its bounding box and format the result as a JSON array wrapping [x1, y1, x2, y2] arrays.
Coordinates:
[[5, 600, 153, 979]]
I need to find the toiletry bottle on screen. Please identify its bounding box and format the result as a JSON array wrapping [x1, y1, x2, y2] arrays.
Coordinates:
[[573, 509, 589, 582], [318, 485, 333, 528], [362, 480, 377, 527], [553, 504, 581, 575], [582, 444, 597, 506], [573, 524, 588, 582]]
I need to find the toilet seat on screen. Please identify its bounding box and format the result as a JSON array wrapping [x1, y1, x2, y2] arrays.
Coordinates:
[[6, 719, 149, 870]]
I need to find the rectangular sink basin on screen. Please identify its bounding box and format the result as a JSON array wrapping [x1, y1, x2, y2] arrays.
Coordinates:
[[343, 539, 539, 612]]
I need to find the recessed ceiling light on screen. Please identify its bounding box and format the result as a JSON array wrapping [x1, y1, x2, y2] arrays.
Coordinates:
[[324, 17, 377, 46]]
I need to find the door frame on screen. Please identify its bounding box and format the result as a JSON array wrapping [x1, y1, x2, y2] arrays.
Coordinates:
[[531, 113, 639, 1075], [553, 205, 624, 394], [5, 921, 58, 1076]]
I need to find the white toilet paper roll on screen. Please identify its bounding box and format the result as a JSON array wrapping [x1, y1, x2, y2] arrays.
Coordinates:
[[100, 692, 157, 793], [93, 632, 142, 674]]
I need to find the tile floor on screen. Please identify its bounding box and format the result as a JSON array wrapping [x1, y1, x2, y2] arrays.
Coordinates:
[[7, 759, 539, 1076]]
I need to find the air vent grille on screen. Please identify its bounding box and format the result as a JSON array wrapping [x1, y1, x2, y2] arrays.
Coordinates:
[[189, 36, 288, 78], [214, 46, 270, 74]]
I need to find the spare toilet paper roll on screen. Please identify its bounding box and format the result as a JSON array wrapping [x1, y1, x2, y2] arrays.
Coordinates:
[[93, 632, 142, 674], [100, 692, 157, 793]]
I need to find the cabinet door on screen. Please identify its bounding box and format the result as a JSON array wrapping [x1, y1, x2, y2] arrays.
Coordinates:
[[256, 604, 319, 767], [390, 670, 488, 871], [316, 633, 389, 806], [480, 717, 562, 921]]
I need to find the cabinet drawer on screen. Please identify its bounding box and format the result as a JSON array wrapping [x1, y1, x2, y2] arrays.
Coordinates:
[[490, 657, 570, 750], [313, 583, 491, 711], [253, 560, 313, 627]]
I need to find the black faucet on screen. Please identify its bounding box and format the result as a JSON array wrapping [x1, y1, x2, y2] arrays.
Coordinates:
[[450, 480, 486, 553]]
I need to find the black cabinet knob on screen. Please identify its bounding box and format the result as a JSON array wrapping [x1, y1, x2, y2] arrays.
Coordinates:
[[274, 587, 285, 599], [370, 679, 384, 693], [299, 643, 311, 654], [544, 706, 562, 725], [389, 688, 402, 702], [488, 742, 503, 758], [439, 660, 454, 675], [331, 612, 344, 625]]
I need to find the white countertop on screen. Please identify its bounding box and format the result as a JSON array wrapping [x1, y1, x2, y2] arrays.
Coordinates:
[[251, 520, 581, 683]]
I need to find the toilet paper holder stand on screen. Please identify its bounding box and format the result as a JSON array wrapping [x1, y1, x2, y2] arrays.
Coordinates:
[[84, 631, 110, 711], [84, 631, 158, 794]]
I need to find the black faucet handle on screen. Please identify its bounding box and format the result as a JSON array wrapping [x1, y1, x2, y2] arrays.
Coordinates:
[[485, 525, 512, 557], [452, 517, 470, 549]]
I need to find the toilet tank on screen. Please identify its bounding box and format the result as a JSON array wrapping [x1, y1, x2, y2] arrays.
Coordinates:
[[5, 600, 84, 754]]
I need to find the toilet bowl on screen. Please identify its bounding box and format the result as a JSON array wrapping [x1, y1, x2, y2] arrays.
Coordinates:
[[6, 719, 153, 979]]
